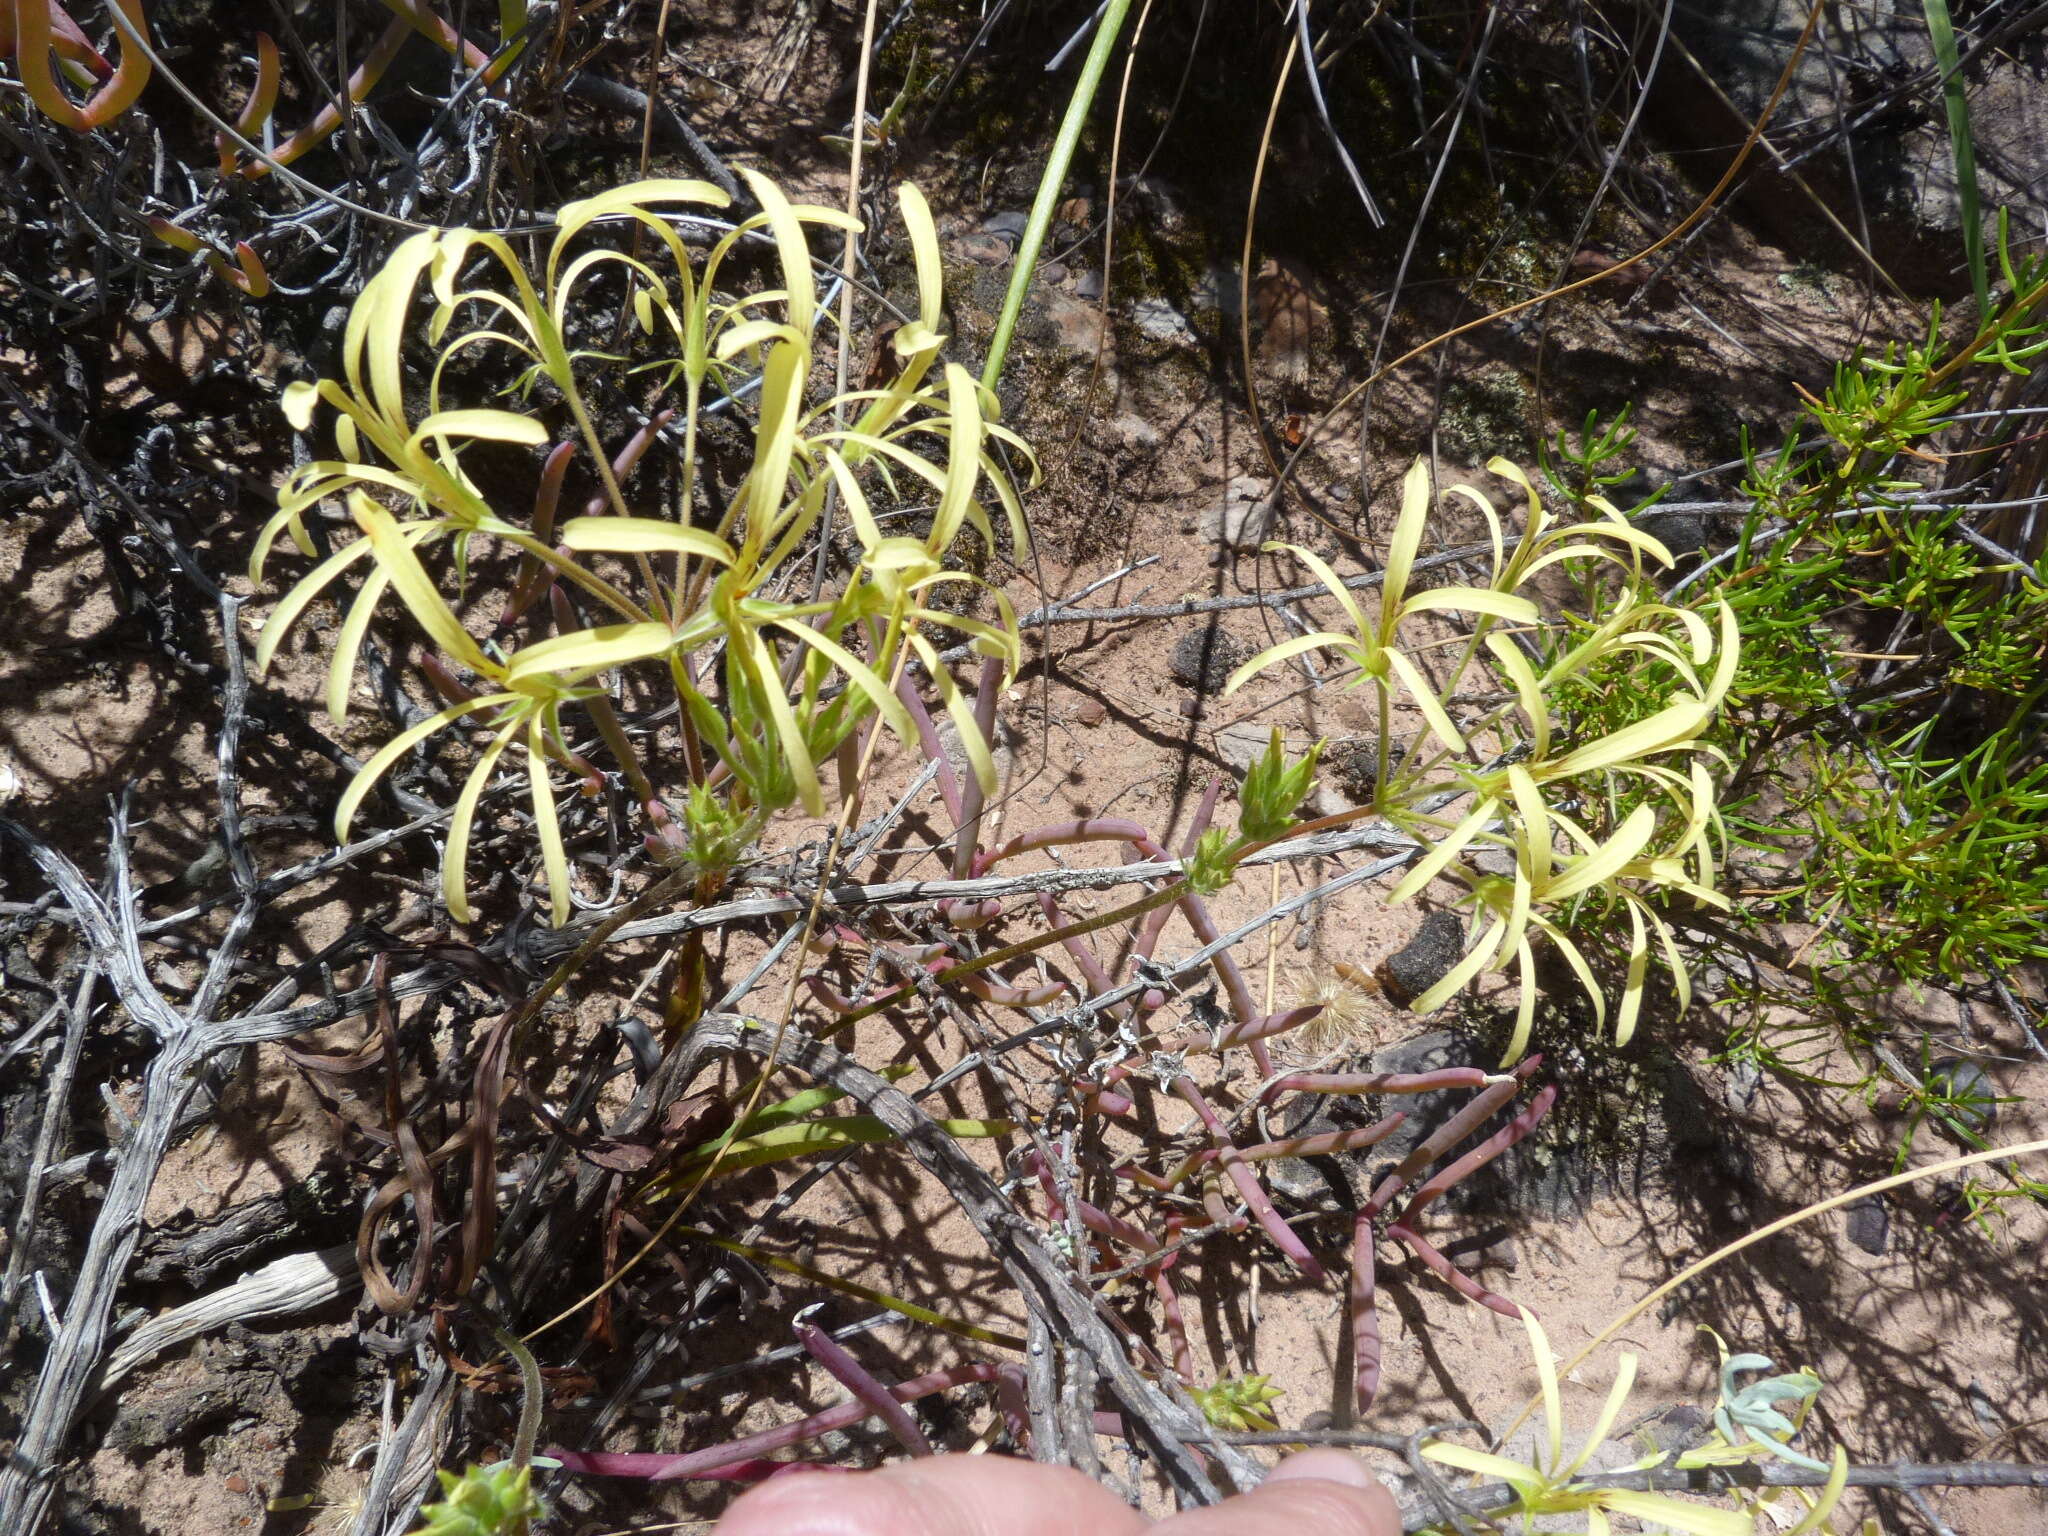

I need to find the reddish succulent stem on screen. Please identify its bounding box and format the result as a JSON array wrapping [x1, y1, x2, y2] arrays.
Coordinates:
[[15, 0, 151, 130], [1152, 1226, 1194, 1384], [1174, 1078, 1326, 1283], [1135, 780, 1223, 963], [549, 1362, 1003, 1480], [1028, 1153, 1158, 1254], [897, 673, 964, 825], [1211, 1003, 1325, 1050], [1074, 1080, 1135, 1117], [1230, 1114, 1408, 1166], [1202, 1185, 1247, 1232], [217, 31, 279, 174], [955, 971, 1070, 1009], [980, 813, 1271, 1070], [805, 973, 914, 1015], [1386, 1224, 1523, 1318], [1360, 1056, 1542, 1220], [1394, 1085, 1557, 1228], [798, 1318, 933, 1457], [239, 16, 411, 177], [951, 653, 1004, 877], [1274, 1068, 1495, 1096], [1351, 1212, 1383, 1409], [1162, 1116, 1408, 1191]]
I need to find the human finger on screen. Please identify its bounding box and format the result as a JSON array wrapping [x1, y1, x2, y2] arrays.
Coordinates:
[[715, 1454, 1151, 1536], [1153, 1451, 1400, 1536]]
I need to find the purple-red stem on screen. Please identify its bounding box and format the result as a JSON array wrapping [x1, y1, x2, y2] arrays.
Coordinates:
[[1274, 1068, 1495, 1096], [979, 815, 1271, 1072], [1027, 1152, 1159, 1254], [549, 1362, 1002, 1480], [1152, 1253, 1194, 1383], [1394, 1085, 1557, 1229], [1360, 1056, 1541, 1220], [951, 653, 1004, 878], [797, 1319, 933, 1457], [1134, 780, 1223, 963], [1174, 1078, 1326, 1283], [1386, 1224, 1523, 1318], [1351, 1213, 1383, 1409], [897, 671, 965, 824]]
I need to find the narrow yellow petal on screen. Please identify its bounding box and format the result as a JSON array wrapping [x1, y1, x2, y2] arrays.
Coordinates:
[[444, 722, 521, 924], [1381, 457, 1432, 623], [527, 721, 569, 928], [1543, 805, 1658, 902], [897, 183, 943, 333], [1785, 1446, 1850, 1535], [334, 695, 503, 840], [350, 494, 494, 676], [1387, 800, 1495, 905], [1564, 1352, 1641, 1478], [1384, 647, 1468, 755]]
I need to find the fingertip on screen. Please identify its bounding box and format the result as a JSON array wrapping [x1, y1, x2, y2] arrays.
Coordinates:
[[717, 1468, 891, 1536], [718, 1454, 1147, 1536], [1266, 1449, 1378, 1491], [1155, 1450, 1401, 1536]]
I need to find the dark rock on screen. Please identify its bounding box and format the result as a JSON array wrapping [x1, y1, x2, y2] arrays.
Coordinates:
[[1664, 1, 2048, 285], [1924, 1057, 1999, 1139], [1630, 1402, 1711, 1457], [981, 210, 1029, 240], [1448, 1233, 1519, 1274], [1323, 737, 1380, 804], [1168, 625, 1246, 692], [101, 1370, 269, 1455], [1633, 506, 1716, 563], [1721, 1059, 1762, 1111], [1073, 268, 1104, 300], [955, 233, 1012, 266], [1844, 1195, 1890, 1256], [1380, 911, 1466, 1005]]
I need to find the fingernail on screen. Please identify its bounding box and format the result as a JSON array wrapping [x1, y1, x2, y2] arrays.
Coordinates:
[[1267, 1449, 1375, 1489]]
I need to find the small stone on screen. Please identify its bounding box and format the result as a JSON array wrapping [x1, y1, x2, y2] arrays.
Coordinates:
[[1299, 1409, 1336, 1433], [1073, 268, 1104, 300], [982, 210, 1029, 240], [1924, 1057, 1999, 1138], [1449, 1235, 1518, 1274], [1722, 1060, 1762, 1111], [1631, 1403, 1711, 1456], [1330, 694, 1372, 731], [1131, 297, 1197, 346], [1844, 1196, 1889, 1256], [224, 1475, 250, 1495], [1056, 196, 1093, 225], [1380, 911, 1466, 1006], [1045, 292, 1106, 355], [1039, 261, 1068, 284], [1169, 625, 1246, 692], [1198, 476, 1274, 552], [955, 233, 1011, 265], [1178, 697, 1205, 720], [1074, 698, 1107, 726]]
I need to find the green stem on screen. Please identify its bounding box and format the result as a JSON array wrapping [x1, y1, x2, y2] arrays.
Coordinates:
[[485, 1321, 543, 1468], [980, 0, 1136, 390]]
